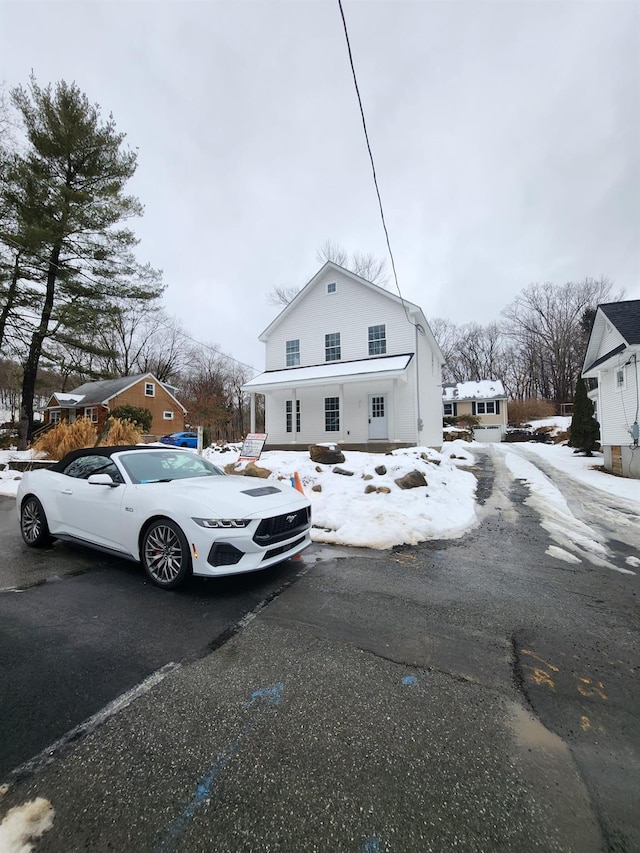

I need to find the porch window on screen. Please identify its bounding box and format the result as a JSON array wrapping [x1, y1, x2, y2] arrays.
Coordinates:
[[285, 400, 301, 433], [163, 411, 174, 420], [368, 324, 386, 355], [286, 339, 300, 367], [325, 397, 340, 432], [325, 332, 341, 362], [84, 407, 98, 423], [144, 382, 155, 397], [49, 409, 61, 424]]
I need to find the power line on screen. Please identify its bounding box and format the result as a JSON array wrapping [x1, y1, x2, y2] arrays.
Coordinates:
[[337, 0, 418, 329]]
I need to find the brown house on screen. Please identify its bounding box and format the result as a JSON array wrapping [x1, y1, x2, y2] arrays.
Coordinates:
[[41, 373, 187, 437]]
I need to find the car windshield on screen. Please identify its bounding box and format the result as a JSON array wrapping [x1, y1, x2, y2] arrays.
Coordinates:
[[117, 451, 225, 484]]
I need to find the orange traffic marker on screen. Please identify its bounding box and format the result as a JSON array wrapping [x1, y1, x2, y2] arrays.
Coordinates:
[[293, 471, 304, 494]]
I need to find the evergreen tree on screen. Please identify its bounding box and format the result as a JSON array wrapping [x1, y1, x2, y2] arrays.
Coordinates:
[[0, 76, 163, 446], [569, 377, 600, 455]]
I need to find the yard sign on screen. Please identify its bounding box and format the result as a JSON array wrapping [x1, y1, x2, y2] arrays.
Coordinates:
[[239, 433, 268, 461]]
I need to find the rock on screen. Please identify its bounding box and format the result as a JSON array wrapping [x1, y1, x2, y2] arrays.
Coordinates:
[[332, 466, 354, 476], [243, 461, 272, 479], [362, 473, 374, 481], [312, 484, 322, 492], [364, 484, 377, 494], [394, 470, 428, 490], [309, 444, 345, 464], [376, 486, 391, 494], [375, 465, 387, 475], [315, 466, 324, 473]]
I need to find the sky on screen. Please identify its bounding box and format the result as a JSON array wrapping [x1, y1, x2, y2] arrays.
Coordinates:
[[1, 0, 639, 372]]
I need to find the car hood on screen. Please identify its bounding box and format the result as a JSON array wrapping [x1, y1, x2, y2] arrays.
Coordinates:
[[137, 475, 309, 519]]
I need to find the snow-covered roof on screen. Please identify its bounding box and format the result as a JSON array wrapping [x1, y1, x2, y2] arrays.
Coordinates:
[[442, 380, 506, 401], [51, 393, 85, 405], [243, 354, 414, 391]]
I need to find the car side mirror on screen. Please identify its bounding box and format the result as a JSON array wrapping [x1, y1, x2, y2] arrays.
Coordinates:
[[87, 473, 120, 487]]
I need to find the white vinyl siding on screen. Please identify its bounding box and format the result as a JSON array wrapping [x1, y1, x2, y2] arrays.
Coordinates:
[[597, 365, 639, 445]]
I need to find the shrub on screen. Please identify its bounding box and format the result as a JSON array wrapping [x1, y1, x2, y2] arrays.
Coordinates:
[[101, 417, 143, 446], [33, 417, 98, 459], [569, 378, 600, 455], [109, 405, 153, 433], [508, 398, 555, 427]]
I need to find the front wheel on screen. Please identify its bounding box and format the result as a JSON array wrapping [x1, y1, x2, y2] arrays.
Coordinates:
[[20, 496, 53, 547], [141, 519, 192, 589]]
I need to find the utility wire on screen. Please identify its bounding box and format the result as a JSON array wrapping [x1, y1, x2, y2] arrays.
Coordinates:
[[337, 0, 420, 330]]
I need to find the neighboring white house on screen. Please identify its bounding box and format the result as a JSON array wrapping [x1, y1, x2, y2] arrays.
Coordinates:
[[582, 299, 640, 479], [242, 262, 445, 450], [442, 380, 508, 442]]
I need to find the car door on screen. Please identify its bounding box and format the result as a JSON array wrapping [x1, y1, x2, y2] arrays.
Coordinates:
[[54, 455, 128, 552]]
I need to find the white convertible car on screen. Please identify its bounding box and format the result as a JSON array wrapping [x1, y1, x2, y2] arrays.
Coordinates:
[[16, 445, 312, 589]]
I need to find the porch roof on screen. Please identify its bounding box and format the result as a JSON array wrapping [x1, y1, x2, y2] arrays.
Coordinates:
[[243, 353, 414, 392]]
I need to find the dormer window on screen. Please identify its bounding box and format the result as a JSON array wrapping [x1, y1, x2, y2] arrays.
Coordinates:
[[327, 282, 337, 294]]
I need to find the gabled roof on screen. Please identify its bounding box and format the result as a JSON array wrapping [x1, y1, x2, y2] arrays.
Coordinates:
[[583, 300, 640, 375], [442, 380, 507, 401], [44, 374, 187, 413]]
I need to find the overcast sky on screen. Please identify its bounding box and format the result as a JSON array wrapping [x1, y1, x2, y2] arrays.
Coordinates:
[[1, 0, 639, 371]]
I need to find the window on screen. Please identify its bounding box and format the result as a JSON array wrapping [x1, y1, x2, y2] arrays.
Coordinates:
[[286, 339, 300, 367], [325, 397, 340, 432], [325, 332, 341, 362], [84, 407, 98, 423], [443, 402, 457, 417], [474, 401, 499, 416], [368, 324, 386, 356], [163, 411, 174, 420], [616, 368, 626, 390], [50, 409, 61, 424], [285, 400, 301, 433], [327, 282, 337, 294], [62, 455, 123, 482], [144, 382, 155, 397]]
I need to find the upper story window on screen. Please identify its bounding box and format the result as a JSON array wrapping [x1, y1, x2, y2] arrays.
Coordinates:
[[325, 332, 341, 362], [368, 324, 386, 356], [286, 339, 300, 367], [144, 382, 155, 397], [327, 282, 337, 294], [616, 367, 626, 390]]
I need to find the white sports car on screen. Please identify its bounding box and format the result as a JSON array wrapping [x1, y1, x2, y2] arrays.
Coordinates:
[[16, 445, 312, 590]]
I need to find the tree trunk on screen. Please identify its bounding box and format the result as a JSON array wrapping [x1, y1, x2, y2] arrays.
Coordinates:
[[18, 244, 60, 449], [0, 251, 21, 353]]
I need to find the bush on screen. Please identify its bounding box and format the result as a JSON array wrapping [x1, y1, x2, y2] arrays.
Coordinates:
[[109, 405, 153, 433], [101, 417, 143, 446], [508, 398, 555, 427], [33, 417, 98, 458]]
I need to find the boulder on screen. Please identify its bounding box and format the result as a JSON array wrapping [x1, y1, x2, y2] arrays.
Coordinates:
[[243, 462, 272, 479], [309, 444, 345, 465], [394, 470, 428, 490], [332, 466, 354, 476], [312, 484, 322, 493], [375, 465, 387, 476]]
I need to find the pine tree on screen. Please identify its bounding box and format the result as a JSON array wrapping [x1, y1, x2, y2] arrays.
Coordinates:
[[569, 377, 600, 455], [0, 76, 163, 446]]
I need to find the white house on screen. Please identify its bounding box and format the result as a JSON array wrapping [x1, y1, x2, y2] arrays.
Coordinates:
[[442, 380, 508, 442], [582, 299, 640, 479], [242, 262, 445, 450]]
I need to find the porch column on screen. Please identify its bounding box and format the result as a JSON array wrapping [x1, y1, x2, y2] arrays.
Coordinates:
[[292, 388, 298, 442], [391, 379, 398, 441], [339, 383, 345, 442], [249, 393, 256, 433]]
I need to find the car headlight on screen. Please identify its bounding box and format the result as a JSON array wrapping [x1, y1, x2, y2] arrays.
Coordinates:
[[192, 518, 250, 529]]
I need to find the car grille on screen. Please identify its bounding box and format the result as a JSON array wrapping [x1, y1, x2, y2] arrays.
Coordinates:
[[208, 543, 244, 567], [262, 536, 306, 561], [253, 506, 311, 546]]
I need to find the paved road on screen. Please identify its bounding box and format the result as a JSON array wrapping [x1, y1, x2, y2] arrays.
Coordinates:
[[0, 448, 638, 852]]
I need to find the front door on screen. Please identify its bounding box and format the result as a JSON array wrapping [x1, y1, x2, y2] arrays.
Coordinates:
[[368, 394, 388, 439]]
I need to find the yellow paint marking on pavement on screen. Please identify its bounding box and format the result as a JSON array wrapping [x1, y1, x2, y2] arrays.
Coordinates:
[[580, 715, 591, 731], [527, 666, 556, 690], [576, 677, 607, 700], [521, 649, 560, 672]]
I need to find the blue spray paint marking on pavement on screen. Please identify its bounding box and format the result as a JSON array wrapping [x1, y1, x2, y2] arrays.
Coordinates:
[[363, 838, 381, 852], [154, 682, 285, 852], [402, 675, 418, 686]]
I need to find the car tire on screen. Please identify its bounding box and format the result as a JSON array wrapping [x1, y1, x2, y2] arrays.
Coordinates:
[[140, 518, 192, 589], [180, 442, 188, 447], [20, 496, 53, 548]]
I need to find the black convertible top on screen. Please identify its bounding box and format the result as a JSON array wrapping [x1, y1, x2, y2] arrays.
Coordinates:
[[49, 445, 184, 473]]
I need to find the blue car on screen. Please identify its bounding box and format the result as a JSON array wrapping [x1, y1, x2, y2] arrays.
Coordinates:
[[160, 431, 198, 449]]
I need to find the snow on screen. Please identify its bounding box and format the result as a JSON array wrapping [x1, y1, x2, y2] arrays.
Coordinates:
[[443, 379, 506, 400], [1, 430, 638, 559], [243, 353, 412, 389]]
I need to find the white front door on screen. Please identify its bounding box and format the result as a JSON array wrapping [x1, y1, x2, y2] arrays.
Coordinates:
[[368, 394, 388, 439]]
